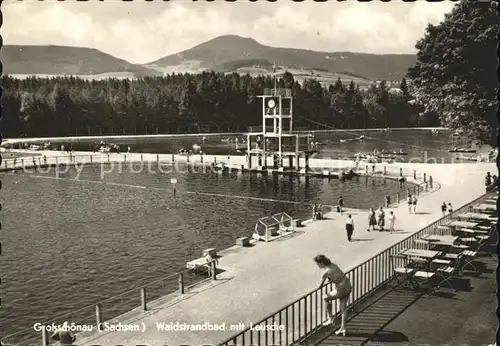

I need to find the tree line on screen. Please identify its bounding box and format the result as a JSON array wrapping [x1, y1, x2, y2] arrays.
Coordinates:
[[0, 71, 436, 138]]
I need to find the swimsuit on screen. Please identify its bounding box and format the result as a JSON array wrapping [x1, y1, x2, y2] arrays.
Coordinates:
[[331, 276, 352, 299], [325, 268, 352, 299]]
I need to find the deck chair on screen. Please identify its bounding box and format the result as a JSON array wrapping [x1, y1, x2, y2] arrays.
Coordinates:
[[460, 249, 479, 274], [413, 239, 430, 250], [452, 244, 469, 251], [433, 254, 463, 292], [430, 258, 452, 269], [412, 268, 436, 293], [437, 225, 453, 235], [475, 226, 494, 255], [390, 254, 415, 288]]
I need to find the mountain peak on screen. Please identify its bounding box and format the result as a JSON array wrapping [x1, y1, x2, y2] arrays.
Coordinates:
[[193, 34, 263, 50], [210, 35, 260, 44]]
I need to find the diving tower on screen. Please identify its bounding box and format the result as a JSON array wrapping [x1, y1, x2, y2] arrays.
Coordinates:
[[246, 87, 313, 171]]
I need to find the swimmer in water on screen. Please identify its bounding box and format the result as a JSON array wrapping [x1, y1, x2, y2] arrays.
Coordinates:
[[314, 254, 352, 336]]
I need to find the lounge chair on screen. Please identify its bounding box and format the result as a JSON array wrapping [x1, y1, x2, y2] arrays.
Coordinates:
[[390, 254, 415, 288], [460, 249, 480, 275], [412, 269, 436, 293], [432, 254, 463, 292]]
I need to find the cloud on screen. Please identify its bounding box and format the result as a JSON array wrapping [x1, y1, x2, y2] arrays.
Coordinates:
[[2, 1, 455, 64]]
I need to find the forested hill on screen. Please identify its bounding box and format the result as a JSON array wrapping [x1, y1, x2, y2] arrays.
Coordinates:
[[146, 35, 417, 81], [1, 37, 415, 81], [0, 45, 161, 77], [0, 71, 439, 138]]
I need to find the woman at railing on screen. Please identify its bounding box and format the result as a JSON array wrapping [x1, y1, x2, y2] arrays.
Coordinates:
[[314, 254, 352, 336]]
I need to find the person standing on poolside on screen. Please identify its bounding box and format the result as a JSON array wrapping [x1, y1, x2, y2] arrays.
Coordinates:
[[407, 194, 413, 213], [441, 202, 447, 216], [447, 202, 453, 214], [387, 211, 396, 233], [411, 195, 418, 214], [314, 254, 352, 336], [345, 214, 354, 241], [367, 207, 377, 232], [338, 196, 344, 215], [377, 207, 385, 232], [485, 172, 492, 187]]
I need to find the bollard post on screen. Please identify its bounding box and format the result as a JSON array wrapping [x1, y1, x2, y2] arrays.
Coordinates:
[[187, 153, 190, 163], [172, 153, 175, 162], [178, 273, 184, 294], [423, 173, 427, 183], [95, 304, 103, 330], [429, 175, 433, 189], [200, 154, 203, 164], [214, 157, 217, 164], [124, 154, 127, 162], [107, 154, 110, 163], [90, 155, 93, 164], [156, 154, 159, 163], [413, 170, 416, 180], [212, 261, 217, 280], [396, 192, 400, 204], [141, 287, 147, 311], [21, 159, 24, 167], [384, 166, 386, 175], [141, 154, 143, 162], [399, 168, 403, 177], [42, 328, 49, 346], [425, 181, 429, 192], [365, 165, 368, 174], [372, 165, 375, 174]]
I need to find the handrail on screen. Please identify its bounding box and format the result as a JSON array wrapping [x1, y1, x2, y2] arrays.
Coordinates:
[[2, 257, 220, 345], [1, 267, 195, 340], [217, 192, 491, 346]]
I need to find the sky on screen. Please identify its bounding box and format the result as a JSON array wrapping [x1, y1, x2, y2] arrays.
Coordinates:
[[2, 1, 456, 64]]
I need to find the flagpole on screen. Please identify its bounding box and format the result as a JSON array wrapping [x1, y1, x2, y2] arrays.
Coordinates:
[[273, 62, 277, 92]]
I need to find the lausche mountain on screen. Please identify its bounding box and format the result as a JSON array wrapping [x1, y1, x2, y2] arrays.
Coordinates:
[[145, 35, 416, 81]]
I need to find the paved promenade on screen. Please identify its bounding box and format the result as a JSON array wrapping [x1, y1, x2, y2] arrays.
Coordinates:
[[3, 150, 494, 346]]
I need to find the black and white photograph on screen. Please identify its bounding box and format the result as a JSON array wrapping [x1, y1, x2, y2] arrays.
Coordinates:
[[0, 1, 497, 346]]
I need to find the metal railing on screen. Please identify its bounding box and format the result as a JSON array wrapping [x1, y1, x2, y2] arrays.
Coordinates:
[[2, 259, 219, 346], [217, 192, 490, 346]]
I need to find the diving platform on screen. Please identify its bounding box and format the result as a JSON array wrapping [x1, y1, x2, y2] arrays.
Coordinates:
[[245, 87, 315, 170]]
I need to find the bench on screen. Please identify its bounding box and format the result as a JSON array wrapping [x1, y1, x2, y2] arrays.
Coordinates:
[[236, 237, 250, 247], [203, 248, 217, 257], [186, 257, 212, 275]]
